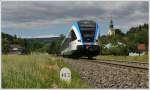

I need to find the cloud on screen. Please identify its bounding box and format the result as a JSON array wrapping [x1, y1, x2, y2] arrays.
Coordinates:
[[2, 1, 149, 34]]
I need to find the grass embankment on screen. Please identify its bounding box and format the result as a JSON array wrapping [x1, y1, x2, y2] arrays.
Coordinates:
[[97, 55, 148, 63], [2, 54, 89, 88]]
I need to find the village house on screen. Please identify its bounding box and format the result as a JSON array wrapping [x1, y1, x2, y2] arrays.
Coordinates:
[[8, 44, 25, 55], [129, 43, 147, 56]]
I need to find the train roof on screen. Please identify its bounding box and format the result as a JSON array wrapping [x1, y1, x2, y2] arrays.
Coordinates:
[[77, 20, 96, 24], [77, 20, 96, 29]]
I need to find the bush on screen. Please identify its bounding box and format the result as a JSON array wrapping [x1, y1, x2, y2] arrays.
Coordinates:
[[101, 45, 128, 56]]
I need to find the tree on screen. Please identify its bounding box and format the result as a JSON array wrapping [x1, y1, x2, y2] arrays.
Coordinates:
[[47, 34, 66, 54], [115, 29, 125, 36], [126, 23, 148, 52], [48, 41, 57, 54]]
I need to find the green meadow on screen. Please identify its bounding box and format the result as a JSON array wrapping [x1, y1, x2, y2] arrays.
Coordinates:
[[2, 54, 89, 88], [97, 55, 148, 63]]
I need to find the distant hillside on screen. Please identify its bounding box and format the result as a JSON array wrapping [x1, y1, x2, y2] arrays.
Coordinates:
[[2, 32, 61, 44], [2, 33, 14, 41], [25, 37, 61, 44]]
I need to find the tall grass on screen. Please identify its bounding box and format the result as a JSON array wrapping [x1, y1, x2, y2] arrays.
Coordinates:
[[2, 54, 89, 88]]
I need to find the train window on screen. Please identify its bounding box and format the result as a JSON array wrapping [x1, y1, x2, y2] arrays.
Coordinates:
[[81, 30, 95, 42], [71, 30, 77, 41]]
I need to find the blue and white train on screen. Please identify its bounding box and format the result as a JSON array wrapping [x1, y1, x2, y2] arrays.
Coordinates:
[[61, 20, 100, 58]]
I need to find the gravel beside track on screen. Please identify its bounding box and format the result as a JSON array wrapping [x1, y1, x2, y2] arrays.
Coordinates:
[[64, 58, 149, 88]]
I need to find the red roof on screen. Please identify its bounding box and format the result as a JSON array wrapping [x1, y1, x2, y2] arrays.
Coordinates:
[[137, 44, 146, 50]]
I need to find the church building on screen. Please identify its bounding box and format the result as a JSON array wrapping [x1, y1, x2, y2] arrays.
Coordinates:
[[108, 19, 115, 36]]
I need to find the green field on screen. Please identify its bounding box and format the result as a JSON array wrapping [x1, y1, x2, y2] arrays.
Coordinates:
[[97, 55, 148, 63], [2, 54, 89, 88]]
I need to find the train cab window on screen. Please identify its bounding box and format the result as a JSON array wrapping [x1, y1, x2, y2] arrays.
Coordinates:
[[70, 30, 77, 41]]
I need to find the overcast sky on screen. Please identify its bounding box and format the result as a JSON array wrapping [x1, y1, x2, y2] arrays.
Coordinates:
[[2, 1, 149, 38]]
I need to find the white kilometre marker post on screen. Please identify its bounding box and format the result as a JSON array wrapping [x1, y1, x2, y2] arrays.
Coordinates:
[[60, 67, 71, 83]]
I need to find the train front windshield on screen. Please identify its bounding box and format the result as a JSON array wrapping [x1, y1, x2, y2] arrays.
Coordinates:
[[78, 20, 96, 42]]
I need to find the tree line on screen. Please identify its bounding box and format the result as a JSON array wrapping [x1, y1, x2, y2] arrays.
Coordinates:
[[2, 23, 148, 56], [2, 33, 65, 54]]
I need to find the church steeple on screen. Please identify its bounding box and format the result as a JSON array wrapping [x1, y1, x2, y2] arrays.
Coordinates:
[[109, 19, 113, 28], [108, 19, 115, 36]]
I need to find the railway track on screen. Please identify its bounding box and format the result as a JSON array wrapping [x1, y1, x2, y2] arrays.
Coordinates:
[[63, 57, 148, 70], [79, 59, 148, 70]]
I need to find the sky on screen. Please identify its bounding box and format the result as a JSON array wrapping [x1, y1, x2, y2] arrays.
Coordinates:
[[2, 1, 149, 38]]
